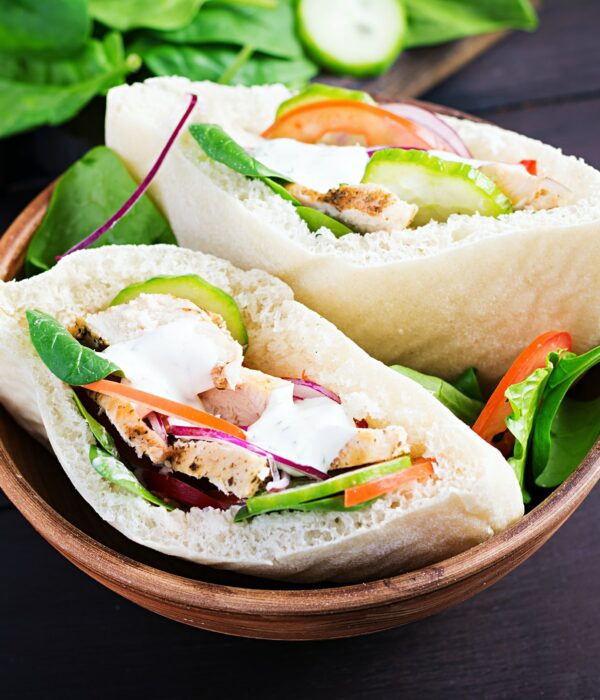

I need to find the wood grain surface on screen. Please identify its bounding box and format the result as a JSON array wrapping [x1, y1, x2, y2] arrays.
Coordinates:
[[0, 0, 598, 696]]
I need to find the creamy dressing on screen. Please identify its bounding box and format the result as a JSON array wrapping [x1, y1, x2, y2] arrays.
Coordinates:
[[246, 383, 356, 473], [101, 317, 242, 408], [252, 138, 369, 192]]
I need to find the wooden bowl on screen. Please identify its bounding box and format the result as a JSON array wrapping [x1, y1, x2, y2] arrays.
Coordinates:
[[1, 105, 599, 640]]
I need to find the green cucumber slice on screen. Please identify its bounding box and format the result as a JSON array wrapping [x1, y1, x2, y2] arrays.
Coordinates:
[[297, 0, 406, 77], [276, 83, 375, 119], [234, 494, 377, 521], [110, 274, 248, 347], [363, 149, 513, 225], [245, 455, 412, 516]]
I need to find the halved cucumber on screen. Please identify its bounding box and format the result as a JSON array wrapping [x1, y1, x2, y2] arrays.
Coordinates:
[[297, 0, 406, 77], [276, 82, 375, 119], [363, 149, 513, 225], [244, 455, 412, 517], [110, 274, 248, 347]]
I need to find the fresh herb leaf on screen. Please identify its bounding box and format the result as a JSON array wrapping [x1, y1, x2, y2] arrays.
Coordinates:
[[391, 364, 484, 425], [0, 33, 139, 139], [505, 357, 556, 503], [452, 367, 483, 402], [156, 0, 304, 59], [403, 0, 538, 48], [189, 123, 290, 179], [89, 0, 204, 31], [26, 310, 122, 386], [531, 346, 600, 486], [0, 0, 90, 57], [25, 146, 176, 275], [139, 43, 317, 87], [189, 123, 352, 236], [89, 444, 173, 509], [72, 391, 119, 458], [295, 206, 353, 238], [533, 397, 600, 489]]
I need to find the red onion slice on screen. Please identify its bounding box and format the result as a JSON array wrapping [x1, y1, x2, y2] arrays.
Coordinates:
[[383, 103, 471, 158], [282, 377, 341, 404], [146, 412, 168, 442], [141, 469, 230, 510], [59, 93, 198, 259], [169, 425, 328, 481]]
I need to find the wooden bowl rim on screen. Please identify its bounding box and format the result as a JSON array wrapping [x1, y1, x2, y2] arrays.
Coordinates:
[[1, 100, 599, 619]]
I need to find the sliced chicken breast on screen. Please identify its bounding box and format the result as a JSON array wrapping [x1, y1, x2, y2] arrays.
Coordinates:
[[479, 163, 572, 211], [201, 368, 289, 426], [332, 426, 409, 470], [169, 439, 270, 499], [287, 183, 418, 233]]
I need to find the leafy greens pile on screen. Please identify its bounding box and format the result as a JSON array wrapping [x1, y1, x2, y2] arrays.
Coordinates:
[[1, 0, 537, 140]]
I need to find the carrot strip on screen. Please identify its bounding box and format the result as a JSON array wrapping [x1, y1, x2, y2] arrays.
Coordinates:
[[83, 379, 246, 440], [344, 459, 435, 507]]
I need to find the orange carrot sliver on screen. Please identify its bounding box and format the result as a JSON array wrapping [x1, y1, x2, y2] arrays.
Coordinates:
[[344, 459, 435, 508], [84, 379, 246, 441]]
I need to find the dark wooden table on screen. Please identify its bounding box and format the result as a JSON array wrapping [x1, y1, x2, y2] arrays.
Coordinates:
[[1, 1, 598, 697]]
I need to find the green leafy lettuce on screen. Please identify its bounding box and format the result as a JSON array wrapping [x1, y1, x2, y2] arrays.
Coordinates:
[[391, 364, 483, 425], [26, 310, 122, 385], [403, 0, 538, 48], [89, 0, 204, 32], [25, 146, 177, 275], [0, 32, 139, 139]]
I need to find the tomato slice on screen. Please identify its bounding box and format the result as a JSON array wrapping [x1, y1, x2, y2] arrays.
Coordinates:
[[344, 458, 435, 507], [473, 331, 572, 443], [519, 159, 538, 176], [262, 99, 442, 149]]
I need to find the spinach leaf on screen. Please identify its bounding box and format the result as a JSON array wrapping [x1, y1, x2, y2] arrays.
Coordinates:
[[189, 123, 291, 179], [89, 444, 173, 510], [452, 367, 483, 402], [533, 397, 600, 489], [189, 123, 352, 236], [157, 0, 303, 58], [403, 0, 537, 48], [139, 43, 317, 87], [26, 310, 122, 386], [89, 0, 204, 31], [391, 364, 484, 425], [72, 391, 119, 458], [25, 146, 176, 275], [531, 346, 600, 485], [295, 207, 352, 238], [505, 358, 555, 503], [0, 0, 90, 56], [0, 33, 139, 139]]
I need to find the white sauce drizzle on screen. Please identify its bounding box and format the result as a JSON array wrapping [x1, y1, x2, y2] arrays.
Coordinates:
[[100, 317, 242, 409], [246, 383, 356, 473], [252, 138, 369, 192]]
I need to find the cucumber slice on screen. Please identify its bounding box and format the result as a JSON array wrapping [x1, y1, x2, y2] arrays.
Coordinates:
[[363, 149, 513, 225], [297, 0, 406, 77], [276, 83, 375, 119], [234, 494, 377, 521], [110, 274, 248, 347], [245, 455, 412, 516]]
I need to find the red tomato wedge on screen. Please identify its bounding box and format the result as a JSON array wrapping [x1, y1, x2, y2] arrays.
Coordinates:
[[519, 159, 538, 176], [83, 379, 246, 440], [472, 331, 572, 443], [344, 459, 435, 507], [261, 99, 441, 149]]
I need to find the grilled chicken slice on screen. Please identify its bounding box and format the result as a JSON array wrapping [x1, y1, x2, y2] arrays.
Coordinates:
[[479, 163, 572, 211], [92, 393, 171, 464], [71, 293, 241, 390], [331, 426, 409, 470], [201, 368, 289, 426], [287, 183, 418, 233], [169, 439, 270, 499], [70, 293, 231, 349]]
